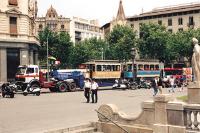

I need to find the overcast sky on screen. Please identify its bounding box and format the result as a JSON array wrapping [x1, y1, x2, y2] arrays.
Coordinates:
[[37, 0, 200, 26]]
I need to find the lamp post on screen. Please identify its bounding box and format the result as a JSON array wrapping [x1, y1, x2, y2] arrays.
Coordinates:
[[101, 47, 104, 60], [131, 48, 136, 82], [46, 34, 49, 82]]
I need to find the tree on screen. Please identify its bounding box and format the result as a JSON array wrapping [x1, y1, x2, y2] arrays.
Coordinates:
[[137, 23, 169, 62], [38, 27, 73, 68], [68, 37, 107, 68], [106, 25, 137, 62]]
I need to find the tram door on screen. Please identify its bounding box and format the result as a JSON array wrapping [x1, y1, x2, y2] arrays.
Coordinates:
[[7, 48, 20, 82]]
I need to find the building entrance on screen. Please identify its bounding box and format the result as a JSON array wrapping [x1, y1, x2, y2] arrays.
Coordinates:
[[7, 48, 20, 82]]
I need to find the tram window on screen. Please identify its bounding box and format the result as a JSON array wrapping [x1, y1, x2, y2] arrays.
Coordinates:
[[144, 64, 150, 70], [138, 64, 144, 70], [102, 65, 106, 71], [92, 65, 95, 71], [112, 65, 117, 71], [150, 65, 154, 70], [97, 65, 101, 71], [128, 64, 132, 71], [117, 65, 120, 71], [107, 65, 111, 71], [155, 65, 159, 70]]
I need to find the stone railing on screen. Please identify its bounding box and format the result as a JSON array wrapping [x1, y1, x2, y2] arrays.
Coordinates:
[[96, 94, 186, 133], [184, 104, 200, 131]]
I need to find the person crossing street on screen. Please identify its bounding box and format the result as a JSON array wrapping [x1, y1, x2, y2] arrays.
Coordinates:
[[91, 79, 99, 103], [84, 78, 91, 103]]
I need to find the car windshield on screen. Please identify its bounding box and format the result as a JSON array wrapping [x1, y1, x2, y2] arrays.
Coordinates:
[[16, 67, 27, 75]]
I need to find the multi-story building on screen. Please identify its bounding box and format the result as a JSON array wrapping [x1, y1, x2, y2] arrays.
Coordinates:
[[35, 5, 70, 36], [0, 0, 40, 81], [127, 2, 200, 36], [70, 17, 103, 43], [36, 6, 103, 44]]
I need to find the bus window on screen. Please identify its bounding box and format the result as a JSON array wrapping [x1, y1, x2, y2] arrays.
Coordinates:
[[138, 64, 144, 70], [97, 65, 101, 71], [150, 65, 154, 70], [155, 65, 159, 70], [144, 64, 150, 70]]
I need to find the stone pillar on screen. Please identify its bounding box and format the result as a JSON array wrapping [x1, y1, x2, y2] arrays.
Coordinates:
[[34, 52, 39, 65], [29, 50, 33, 64], [188, 82, 200, 104], [0, 48, 7, 82], [20, 49, 29, 65], [153, 94, 173, 133]]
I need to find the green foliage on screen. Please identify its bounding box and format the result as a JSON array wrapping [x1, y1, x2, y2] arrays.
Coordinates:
[[138, 23, 169, 62], [68, 38, 107, 68], [106, 25, 137, 61], [38, 27, 73, 68]]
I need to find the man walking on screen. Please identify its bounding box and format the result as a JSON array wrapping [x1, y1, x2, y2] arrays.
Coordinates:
[[169, 76, 175, 93], [84, 78, 91, 103], [151, 76, 160, 96], [91, 79, 99, 103]]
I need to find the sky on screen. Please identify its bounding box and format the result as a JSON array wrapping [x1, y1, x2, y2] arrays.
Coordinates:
[[37, 0, 200, 26]]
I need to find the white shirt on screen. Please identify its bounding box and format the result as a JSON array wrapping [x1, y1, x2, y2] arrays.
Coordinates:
[[91, 82, 99, 90], [84, 81, 91, 88]]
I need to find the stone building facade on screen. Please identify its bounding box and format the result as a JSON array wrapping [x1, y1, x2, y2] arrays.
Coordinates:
[[35, 5, 70, 36], [70, 17, 103, 43], [36, 6, 103, 44], [127, 2, 200, 36], [0, 0, 40, 82]]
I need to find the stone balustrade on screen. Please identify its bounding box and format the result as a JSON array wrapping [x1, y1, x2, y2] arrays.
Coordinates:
[[184, 104, 200, 131]]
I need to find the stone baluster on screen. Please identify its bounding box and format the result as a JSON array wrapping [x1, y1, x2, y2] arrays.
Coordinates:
[[193, 110, 199, 130], [186, 110, 192, 129]]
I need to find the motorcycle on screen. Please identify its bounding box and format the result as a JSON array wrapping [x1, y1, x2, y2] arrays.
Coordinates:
[[23, 83, 41, 96], [1, 83, 15, 98], [112, 79, 138, 90], [137, 81, 151, 89]]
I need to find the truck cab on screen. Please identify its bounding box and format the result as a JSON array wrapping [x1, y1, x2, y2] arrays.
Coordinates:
[[15, 65, 39, 83]]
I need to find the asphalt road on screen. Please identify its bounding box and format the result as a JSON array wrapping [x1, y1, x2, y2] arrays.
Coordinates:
[[0, 87, 187, 133]]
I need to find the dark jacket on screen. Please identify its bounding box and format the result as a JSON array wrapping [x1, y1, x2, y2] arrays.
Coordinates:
[[151, 78, 162, 88]]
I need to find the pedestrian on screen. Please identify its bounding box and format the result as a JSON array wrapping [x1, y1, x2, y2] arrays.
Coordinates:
[[84, 78, 91, 103], [169, 76, 175, 93], [157, 77, 163, 94], [151, 76, 159, 96], [179, 76, 184, 92], [91, 79, 99, 103]]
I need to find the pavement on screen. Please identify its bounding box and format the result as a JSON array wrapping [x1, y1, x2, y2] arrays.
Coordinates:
[[0, 87, 187, 133]]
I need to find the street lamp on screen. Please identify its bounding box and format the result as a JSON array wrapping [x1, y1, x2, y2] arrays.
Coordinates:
[[131, 48, 136, 82], [46, 34, 49, 82]]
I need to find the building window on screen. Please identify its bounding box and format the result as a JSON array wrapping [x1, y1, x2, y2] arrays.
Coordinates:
[[9, 0, 18, 6], [39, 24, 43, 29], [168, 18, 172, 26], [178, 28, 183, 32], [61, 25, 64, 29], [158, 20, 162, 25], [10, 17, 17, 34], [168, 29, 172, 33], [189, 16, 194, 25], [178, 18, 183, 25]]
